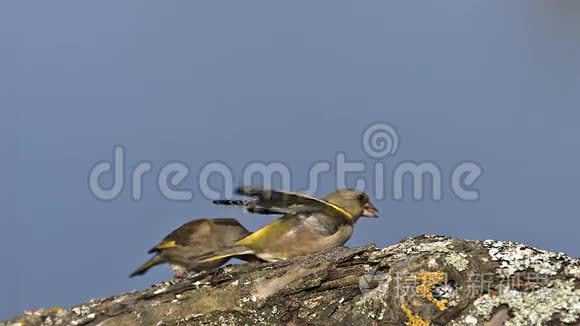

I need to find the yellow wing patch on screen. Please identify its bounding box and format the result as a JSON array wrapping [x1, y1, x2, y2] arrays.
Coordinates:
[[198, 252, 234, 263], [237, 188, 354, 222], [236, 219, 289, 248], [282, 191, 354, 221], [155, 240, 177, 250], [322, 201, 354, 220]]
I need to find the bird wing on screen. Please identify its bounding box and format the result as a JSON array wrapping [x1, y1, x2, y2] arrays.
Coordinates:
[[213, 187, 354, 221], [148, 218, 249, 253]]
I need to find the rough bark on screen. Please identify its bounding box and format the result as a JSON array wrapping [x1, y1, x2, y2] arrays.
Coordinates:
[[3, 235, 579, 326]]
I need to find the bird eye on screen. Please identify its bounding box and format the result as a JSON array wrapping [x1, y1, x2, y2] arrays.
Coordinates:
[[357, 194, 365, 201]]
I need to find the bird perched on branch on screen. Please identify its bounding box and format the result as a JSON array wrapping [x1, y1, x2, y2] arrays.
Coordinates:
[[194, 187, 378, 263], [130, 218, 252, 278]]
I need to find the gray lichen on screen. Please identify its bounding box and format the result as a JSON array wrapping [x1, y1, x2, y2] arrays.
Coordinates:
[[483, 239, 570, 276], [444, 253, 470, 272], [452, 279, 580, 326]]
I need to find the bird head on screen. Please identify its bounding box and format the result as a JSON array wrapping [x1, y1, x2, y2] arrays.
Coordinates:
[[324, 189, 379, 222]]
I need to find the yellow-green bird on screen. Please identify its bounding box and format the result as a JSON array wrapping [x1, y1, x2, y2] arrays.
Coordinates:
[[130, 218, 252, 278], [194, 187, 379, 263]]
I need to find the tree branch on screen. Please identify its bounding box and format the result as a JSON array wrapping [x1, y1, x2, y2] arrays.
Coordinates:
[[4, 235, 579, 326]]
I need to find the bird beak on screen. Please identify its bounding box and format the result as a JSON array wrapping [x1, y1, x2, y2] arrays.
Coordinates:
[[362, 202, 379, 218]]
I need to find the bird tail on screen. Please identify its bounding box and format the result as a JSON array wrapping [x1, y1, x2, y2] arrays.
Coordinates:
[[192, 245, 254, 264], [129, 255, 164, 277]]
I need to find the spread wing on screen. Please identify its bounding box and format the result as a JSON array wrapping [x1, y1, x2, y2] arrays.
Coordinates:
[[213, 186, 353, 221]]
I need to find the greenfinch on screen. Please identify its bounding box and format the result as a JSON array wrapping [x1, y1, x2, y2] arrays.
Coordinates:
[[130, 218, 251, 278], [194, 187, 378, 263]]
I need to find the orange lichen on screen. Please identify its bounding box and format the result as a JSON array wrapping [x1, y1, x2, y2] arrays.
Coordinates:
[[401, 304, 430, 326], [415, 271, 448, 311]]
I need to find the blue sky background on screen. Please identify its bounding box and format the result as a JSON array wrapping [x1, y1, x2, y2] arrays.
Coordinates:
[[2, 1, 579, 320]]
